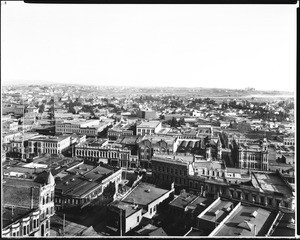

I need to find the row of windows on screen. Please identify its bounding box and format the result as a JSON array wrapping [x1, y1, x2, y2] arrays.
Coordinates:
[[10, 218, 39, 237], [153, 165, 187, 176]]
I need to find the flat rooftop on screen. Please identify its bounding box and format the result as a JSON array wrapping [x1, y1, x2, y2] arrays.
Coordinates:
[[122, 182, 170, 207], [200, 199, 234, 223], [137, 121, 161, 128], [252, 172, 293, 196], [169, 193, 197, 209], [110, 200, 141, 217], [56, 174, 101, 197], [3, 178, 41, 209], [29, 135, 70, 142], [152, 155, 191, 166], [213, 205, 277, 237]]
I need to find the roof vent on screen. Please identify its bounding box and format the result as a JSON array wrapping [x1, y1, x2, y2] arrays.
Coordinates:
[[251, 210, 258, 218], [214, 210, 220, 216], [70, 178, 75, 182], [145, 189, 151, 193], [65, 181, 69, 185]]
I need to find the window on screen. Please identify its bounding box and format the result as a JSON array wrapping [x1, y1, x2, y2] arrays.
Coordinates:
[[46, 220, 49, 229], [137, 216, 140, 223], [150, 208, 152, 214], [23, 226, 26, 235], [268, 198, 273, 206], [34, 220, 36, 229]]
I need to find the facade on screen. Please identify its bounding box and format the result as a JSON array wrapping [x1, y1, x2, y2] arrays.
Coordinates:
[[75, 139, 132, 168], [136, 121, 162, 136], [232, 138, 269, 171], [27, 135, 72, 155], [137, 110, 157, 120], [138, 136, 179, 168], [2, 172, 55, 237], [56, 119, 113, 137], [151, 156, 295, 211]]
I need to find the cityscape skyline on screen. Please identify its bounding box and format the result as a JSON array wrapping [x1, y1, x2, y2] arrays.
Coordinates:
[[1, 3, 297, 92]]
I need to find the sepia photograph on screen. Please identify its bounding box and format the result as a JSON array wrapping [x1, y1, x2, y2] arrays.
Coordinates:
[[1, 1, 297, 238]]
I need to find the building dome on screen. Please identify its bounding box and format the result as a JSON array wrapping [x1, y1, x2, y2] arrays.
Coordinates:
[[46, 171, 55, 185]]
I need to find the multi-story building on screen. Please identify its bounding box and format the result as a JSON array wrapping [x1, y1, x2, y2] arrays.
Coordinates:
[[137, 110, 157, 120], [54, 163, 122, 210], [232, 138, 269, 171], [107, 122, 135, 140], [27, 135, 72, 155], [138, 135, 179, 169], [2, 171, 55, 237], [56, 119, 113, 137], [151, 156, 295, 211], [75, 138, 132, 168], [136, 121, 162, 136]]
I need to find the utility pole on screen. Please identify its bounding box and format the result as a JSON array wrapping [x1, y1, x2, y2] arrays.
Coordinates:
[[22, 96, 25, 161], [63, 213, 65, 236], [119, 209, 122, 236]]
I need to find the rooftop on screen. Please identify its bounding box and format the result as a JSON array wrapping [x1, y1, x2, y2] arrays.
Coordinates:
[[252, 172, 293, 196], [110, 200, 142, 217], [122, 182, 170, 207], [199, 199, 234, 223], [213, 204, 277, 237], [3, 206, 37, 229], [3, 177, 41, 209], [29, 135, 70, 142], [137, 121, 161, 129], [169, 193, 198, 209]]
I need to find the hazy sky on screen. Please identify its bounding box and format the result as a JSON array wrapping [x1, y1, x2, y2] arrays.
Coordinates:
[[1, 2, 297, 91]]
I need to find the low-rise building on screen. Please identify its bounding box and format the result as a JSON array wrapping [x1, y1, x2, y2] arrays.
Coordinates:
[[209, 202, 279, 237], [107, 182, 175, 235]]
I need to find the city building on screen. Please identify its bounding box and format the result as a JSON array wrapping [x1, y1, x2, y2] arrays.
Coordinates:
[[136, 121, 162, 136], [138, 135, 179, 168], [232, 138, 269, 171], [197, 197, 235, 233], [56, 119, 113, 137], [151, 155, 295, 211], [54, 163, 122, 210], [137, 110, 157, 120], [107, 182, 175, 235], [209, 202, 279, 237], [75, 138, 133, 168], [107, 121, 135, 140], [27, 135, 72, 156], [2, 171, 55, 237]]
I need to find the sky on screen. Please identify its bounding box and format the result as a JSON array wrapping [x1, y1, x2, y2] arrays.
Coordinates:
[[1, 2, 297, 91]]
